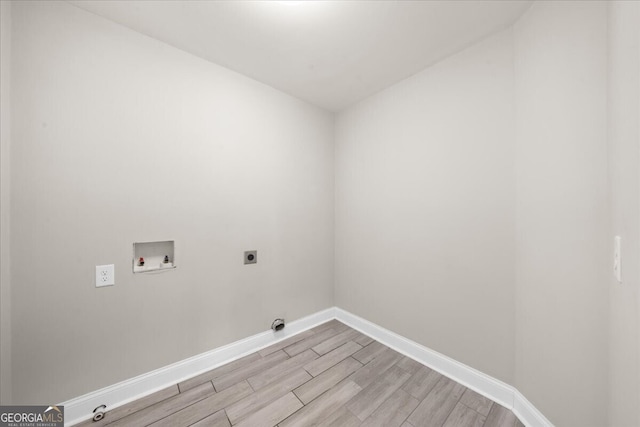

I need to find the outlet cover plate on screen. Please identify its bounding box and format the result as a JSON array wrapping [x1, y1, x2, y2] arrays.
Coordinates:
[[96, 264, 115, 287]]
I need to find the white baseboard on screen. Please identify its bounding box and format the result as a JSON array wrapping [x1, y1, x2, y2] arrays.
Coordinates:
[[62, 307, 336, 426], [513, 390, 555, 427], [333, 308, 554, 427], [63, 306, 552, 427], [333, 308, 513, 408]]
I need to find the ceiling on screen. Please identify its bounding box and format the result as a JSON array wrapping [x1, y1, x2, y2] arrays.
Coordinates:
[[68, 0, 532, 112]]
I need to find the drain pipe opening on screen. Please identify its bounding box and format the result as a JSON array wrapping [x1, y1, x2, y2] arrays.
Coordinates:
[[271, 318, 285, 331]]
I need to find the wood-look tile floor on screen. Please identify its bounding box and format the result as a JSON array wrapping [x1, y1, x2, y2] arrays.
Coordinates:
[[77, 320, 525, 427]]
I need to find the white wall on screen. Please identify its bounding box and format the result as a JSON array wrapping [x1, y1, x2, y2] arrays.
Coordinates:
[[10, 1, 334, 404], [608, 2, 640, 426], [335, 30, 516, 384], [336, 3, 616, 425], [514, 2, 609, 426], [0, 0, 13, 406]]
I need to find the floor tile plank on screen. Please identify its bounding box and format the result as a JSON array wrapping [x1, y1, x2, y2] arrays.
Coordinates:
[[149, 381, 253, 427], [284, 328, 338, 356], [312, 328, 362, 355], [407, 377, 466, 427], [279, 380, 362, 427], [189, 409, 230, 427], [309, 319, 348, 334], [247, 349, 317, 390], [213, 350, 289, 391], [483, 404, 518, 427], [259, 329, 316, 357], [346, 365, 411, 421], [402, 366, 443, 401], [360, 388, 419, 427], [316, 405, 362, 427], [108, 382, 215, 427], [226, 369, 311, 425], [352, 341, 388, 365], [350, 347, 403, 388], [235, 392, 303, 427], [442, 402, 486, 427], [294, 357, 363, 404], [459, 389, 493, 416], [396, 356, 423, 375], [304, 341, 362, 377], [179, 353, 261, 393], [354, 333, 374, 347]]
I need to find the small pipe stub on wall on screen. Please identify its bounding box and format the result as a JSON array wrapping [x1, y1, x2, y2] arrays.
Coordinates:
[[92, 405, 106, 422], [271, 318, 285, 331]]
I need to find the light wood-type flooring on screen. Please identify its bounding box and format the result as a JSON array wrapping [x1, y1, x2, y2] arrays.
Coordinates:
[[77, 320, 525, 427]]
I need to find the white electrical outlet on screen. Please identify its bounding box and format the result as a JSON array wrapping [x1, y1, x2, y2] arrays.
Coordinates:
[[614, 236, 621, 283], [95, 264, 115, 287]]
